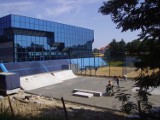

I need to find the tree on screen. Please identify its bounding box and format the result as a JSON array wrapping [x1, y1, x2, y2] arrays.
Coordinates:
[[107, 39, 126, 61], [99, 0, 160, 118], [109, 39, 126, 54], [119, 39, 126, 53], [126, 39, 141, 54], [92, 48, 100, 53], [99, 0, 160, 67]]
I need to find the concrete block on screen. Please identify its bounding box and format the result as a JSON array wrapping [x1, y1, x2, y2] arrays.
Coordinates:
[[73, 91, 93, 98], [73, 89, 102, 97]]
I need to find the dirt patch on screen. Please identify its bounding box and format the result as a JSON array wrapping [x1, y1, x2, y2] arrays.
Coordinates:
[[0, 90, 127, 120]]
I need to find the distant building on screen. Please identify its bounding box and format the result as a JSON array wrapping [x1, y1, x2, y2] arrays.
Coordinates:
[[99, 45, 109, 54], [0, 14, 94, 62]]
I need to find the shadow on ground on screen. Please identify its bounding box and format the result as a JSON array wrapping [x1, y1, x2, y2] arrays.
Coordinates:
[[33, 106, 128, 120], [0, 104, 127, 120]]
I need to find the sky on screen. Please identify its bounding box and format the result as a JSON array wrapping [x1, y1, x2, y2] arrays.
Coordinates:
[[0, 0, 140, 49]]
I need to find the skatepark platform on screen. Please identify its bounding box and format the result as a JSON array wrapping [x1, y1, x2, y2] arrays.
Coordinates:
[[29, 77, 160, 109]]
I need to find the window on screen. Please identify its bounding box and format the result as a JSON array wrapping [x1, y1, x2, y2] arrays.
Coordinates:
[[30, 24, 35, 29], [30, 18, 34, 24], [39, 20, 43, 26], [35, 19, 39, 24], [25, 17, 30, 23], [35, 25, 39, 30], [21, 22, 26, 28], [14, 22, 20, 27], [14, 15, 20, 21], [20, 16, 25, 22]]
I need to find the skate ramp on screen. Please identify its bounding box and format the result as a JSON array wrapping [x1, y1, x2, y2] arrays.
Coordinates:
[[20, 70, 77, 90], [53, 70, 77, 81]]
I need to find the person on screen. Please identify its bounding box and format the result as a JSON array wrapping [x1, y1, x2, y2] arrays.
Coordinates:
[[106, 80, 113, 95], [123, 74, 127, 81], [114, 75, 120, 87], [107, 80, 113, 87]]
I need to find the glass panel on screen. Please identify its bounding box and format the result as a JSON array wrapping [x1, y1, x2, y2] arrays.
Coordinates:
[[21, 22, 26, 28], [44, 21, 47, 26], [39, 26, 43, 30], [30, 24, 34, 29], [35, 19, 39, 24], [47, 26, 50, 31], [15, 22, 20, 27], [11, 21, 15, 27], [26, 23, 30, 29], [35, 25, 39, 30], [46, 21, 50, 26], [26, 17, 30, 23], [17, 35, 21, 40], [11, 15, 14, 23], [20, 16, 25, 22], [39, 20, 43, 25], [14, 15, 20, 21], [30, 18, 34, 24]]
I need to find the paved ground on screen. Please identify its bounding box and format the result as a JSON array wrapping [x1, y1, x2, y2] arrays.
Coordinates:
[[29, 76, 160, 110]]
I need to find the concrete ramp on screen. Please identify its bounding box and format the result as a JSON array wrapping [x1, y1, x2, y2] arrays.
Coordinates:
[[20, 70, 77, 91], [53, 70, 77, 81]]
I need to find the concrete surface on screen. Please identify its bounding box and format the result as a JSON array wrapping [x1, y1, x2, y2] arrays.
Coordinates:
[[29, 76, 160, 110], [132, 87, 160, 95]]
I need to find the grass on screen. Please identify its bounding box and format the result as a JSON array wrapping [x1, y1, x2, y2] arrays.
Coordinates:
[[78, 66, 138, 78], [78, 60, 140, 78], [109, 61, 123, 67]]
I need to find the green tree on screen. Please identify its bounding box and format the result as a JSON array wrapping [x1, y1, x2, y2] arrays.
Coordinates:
[[119, 39, 126, 53], [92, 48, 100, 53], [108, 39, 126, 61], [126, 39, 141, 54], [99, 0, 160, 118], [99, 0, 160, 68], [109, 39, 126, 54]]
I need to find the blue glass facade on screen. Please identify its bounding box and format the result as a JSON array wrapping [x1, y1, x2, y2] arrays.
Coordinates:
[[0, 14, 94, 62]]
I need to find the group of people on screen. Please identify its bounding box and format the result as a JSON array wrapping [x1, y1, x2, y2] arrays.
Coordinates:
[[107, 75, 120, 87], [105, 75, 127, 96]]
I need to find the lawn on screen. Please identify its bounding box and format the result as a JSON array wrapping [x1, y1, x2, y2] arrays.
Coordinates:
[[78, 66, 140, 78]]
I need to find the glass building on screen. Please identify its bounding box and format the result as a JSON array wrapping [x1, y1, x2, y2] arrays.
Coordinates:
[[0, 14, 94, 62]]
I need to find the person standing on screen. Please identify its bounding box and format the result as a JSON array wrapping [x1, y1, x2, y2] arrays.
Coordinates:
[[114, 75, 120, 87], [123, 74, 127, 81]]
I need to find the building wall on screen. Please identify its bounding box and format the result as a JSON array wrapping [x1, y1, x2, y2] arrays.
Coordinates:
[[0, 42, 13, 62], [0, 14, 94, 62]]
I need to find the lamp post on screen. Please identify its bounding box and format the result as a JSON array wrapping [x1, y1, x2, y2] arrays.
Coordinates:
[[69, 48, 71, 65], [123, 53, 125, 76], [108, 49, 111, 77], [121, 51, 125, 76]]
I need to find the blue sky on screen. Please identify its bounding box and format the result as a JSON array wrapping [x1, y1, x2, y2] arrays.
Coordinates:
[[0, 0, 139, 48]]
